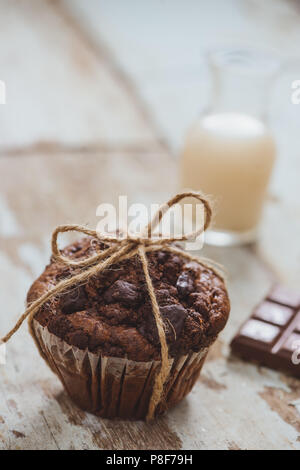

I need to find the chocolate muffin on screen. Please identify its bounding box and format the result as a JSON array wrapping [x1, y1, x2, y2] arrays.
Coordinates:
[[27, 237, 230, 420]]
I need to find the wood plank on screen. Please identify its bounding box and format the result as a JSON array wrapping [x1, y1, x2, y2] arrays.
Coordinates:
[[0, 0, 156, 149]]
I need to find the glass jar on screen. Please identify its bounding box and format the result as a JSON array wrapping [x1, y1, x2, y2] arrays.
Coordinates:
[[180, 49, 280, 246]]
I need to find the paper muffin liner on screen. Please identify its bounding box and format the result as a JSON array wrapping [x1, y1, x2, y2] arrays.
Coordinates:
[[33, 320, 209, 420]]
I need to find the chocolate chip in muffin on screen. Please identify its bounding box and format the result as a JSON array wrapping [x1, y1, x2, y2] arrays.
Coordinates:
[[138, 302, 187, 345], [176, 271, 195, 298], [104, 280, 142, 307], [60, 286, 87, 314], [160, 304, 188, 340]]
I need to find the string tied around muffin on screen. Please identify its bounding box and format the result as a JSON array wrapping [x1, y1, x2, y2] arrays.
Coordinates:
[[1, 191, 225, 421]]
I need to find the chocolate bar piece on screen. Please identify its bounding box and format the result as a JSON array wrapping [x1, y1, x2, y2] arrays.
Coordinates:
[[231, 285, 300, 377]]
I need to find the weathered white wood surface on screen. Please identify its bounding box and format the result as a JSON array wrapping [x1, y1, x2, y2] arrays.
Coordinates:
[[0, 0, 157, 150], [0, 0, 300, 450]]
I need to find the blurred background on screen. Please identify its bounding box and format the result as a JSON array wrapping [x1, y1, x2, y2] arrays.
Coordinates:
[[0, 0, 300, 149], [1, 0, 299, 282], [0, 0, 300, 450]]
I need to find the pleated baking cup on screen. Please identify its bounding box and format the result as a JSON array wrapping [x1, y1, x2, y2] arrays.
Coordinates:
[[33, 320, 209, 420]]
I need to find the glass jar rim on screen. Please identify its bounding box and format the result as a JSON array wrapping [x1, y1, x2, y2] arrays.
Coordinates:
[[207, 48, 281, 77]]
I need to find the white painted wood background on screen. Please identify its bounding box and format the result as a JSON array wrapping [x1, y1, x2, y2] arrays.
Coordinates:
[[0, 0, 300, 450]]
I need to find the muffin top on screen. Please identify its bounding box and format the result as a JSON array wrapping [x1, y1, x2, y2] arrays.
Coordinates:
[[27, 237, 230, 361]]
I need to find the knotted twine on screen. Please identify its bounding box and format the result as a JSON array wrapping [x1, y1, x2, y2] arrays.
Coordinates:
[[1, 191, 220, 421]]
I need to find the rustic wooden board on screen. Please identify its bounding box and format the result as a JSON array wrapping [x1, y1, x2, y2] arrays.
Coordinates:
[[0, 0, 300, 451], [0, 0, 157, 150]]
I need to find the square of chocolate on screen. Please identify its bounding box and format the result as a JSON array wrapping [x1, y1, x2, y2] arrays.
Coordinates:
[[253, 301, 293, 326], [239, 319, 280, 346], [267, 284, 300, 309]]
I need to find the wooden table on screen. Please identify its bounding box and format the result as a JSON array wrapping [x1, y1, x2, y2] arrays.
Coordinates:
[[0, 0, 300, 450]]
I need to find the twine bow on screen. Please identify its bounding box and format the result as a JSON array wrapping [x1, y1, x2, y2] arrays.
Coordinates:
[[1, 192, 214, 421]]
